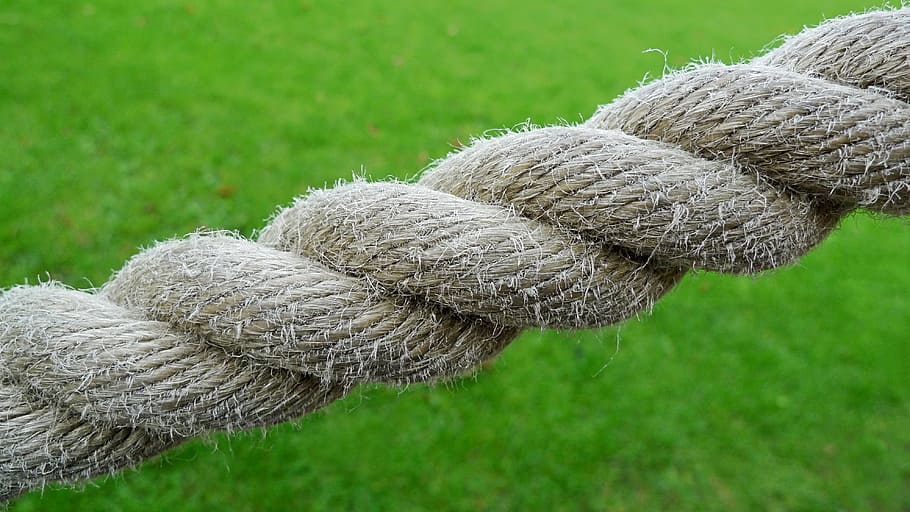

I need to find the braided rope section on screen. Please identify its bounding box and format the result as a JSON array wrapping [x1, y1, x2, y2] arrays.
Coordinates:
[[2, 8, 909, 501]]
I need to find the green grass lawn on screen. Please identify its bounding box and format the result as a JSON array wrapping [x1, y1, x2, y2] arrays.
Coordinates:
[[2, 1, 909, 510]]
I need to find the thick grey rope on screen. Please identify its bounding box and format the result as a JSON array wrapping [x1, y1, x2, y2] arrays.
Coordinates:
[[2, 8, 908, 501]]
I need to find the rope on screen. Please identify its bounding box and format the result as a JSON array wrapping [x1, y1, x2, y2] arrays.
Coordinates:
[[2, 7, 908, 501]]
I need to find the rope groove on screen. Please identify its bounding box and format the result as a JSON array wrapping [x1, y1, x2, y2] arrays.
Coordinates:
[[1, 7, 908, 501]]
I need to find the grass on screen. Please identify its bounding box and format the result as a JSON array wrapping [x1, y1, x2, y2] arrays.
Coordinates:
[[2, 0, 909, 510]]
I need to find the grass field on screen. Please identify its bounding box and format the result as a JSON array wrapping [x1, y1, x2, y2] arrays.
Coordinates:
[[2, 1, 909, 510]]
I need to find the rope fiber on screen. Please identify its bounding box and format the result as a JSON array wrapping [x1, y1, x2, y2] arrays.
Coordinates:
[[2, 7, 909, 501]]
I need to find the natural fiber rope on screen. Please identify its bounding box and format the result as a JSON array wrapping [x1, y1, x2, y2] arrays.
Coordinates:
[[2, 7, 908, 501]]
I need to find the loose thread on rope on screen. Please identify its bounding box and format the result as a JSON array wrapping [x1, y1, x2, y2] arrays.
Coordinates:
[[1, 7, 908, 501]]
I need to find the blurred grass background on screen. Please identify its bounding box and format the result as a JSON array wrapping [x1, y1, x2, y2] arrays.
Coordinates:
[[2, 1, 909, 510]]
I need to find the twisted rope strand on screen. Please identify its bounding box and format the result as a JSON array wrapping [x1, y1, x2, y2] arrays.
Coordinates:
[[1, 7, 908, 501]]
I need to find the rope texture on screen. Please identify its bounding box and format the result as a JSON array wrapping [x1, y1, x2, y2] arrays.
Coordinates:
[[2, 8, 909, 501]]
